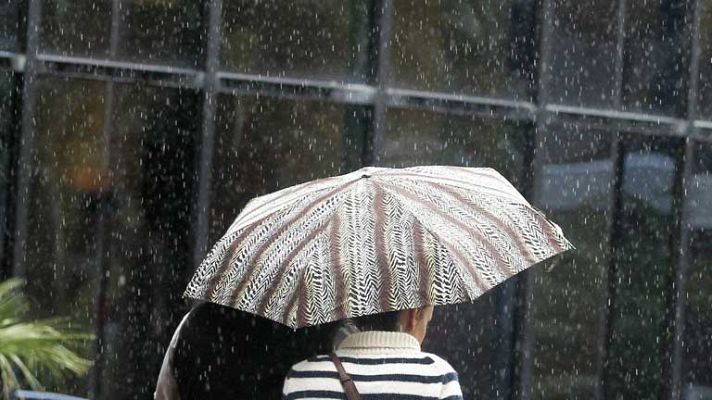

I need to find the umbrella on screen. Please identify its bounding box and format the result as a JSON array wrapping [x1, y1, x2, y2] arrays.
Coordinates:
[[185, 166, 572, 328]]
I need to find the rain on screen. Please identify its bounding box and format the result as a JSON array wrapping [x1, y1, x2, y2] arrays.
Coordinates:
[[0, 0, 710, 399]]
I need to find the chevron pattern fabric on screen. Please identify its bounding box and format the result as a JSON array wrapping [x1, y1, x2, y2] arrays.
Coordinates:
[[184, 166, 572, 328]]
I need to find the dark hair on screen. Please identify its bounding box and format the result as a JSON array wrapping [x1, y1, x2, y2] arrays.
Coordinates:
[[172, 302, 334, 399], [349, 310, 402, 332]]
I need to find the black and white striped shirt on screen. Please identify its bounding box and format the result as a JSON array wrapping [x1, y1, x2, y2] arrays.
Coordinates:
[[282, 331, 463, 399]]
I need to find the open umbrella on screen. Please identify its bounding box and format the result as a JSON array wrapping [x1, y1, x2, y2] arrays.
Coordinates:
[[185, 166, 572, 328]]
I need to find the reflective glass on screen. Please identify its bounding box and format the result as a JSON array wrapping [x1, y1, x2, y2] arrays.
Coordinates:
[[606, 136, 681, 398], [682, 142, 712, 397], [221, 1, 363, 80], [383, 108, 529, 398], [624, 0, 690, 115], [117, 0, 205, 67], [532, 126, 612, 399], [547, 0, 618, 107], [0, 0, 20, 51], [209, 95, 351, 243], [26, 78, 200, 398], [40, 0, 112, 58], [698, 1, 712, 119], [392, 0, 536, 99]]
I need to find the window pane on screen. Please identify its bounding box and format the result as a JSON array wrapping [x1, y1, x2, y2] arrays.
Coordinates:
[[682, 142, 712, 396], [547, 0, 618, 107], [698, 0, 712, 119], [532, 127, 612, 399], [221, 1, 364, 80], [0, 0, 20, 51], [27, 77, 200, 398], [392, 0, 536, 99], [606, 136, 681, 398], [117, 0, 205, 68], [624, 0, 689, 115], [40, 0, 112, 58], [382, 108, 530, 398], [209, 95, 352, 243], [27, 78, 107, 395]]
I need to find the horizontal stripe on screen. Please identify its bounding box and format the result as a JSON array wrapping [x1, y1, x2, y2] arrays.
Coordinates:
[[282, 390, 453, 400], [288, 370, 458, 384], [308, 355, 434, 365]]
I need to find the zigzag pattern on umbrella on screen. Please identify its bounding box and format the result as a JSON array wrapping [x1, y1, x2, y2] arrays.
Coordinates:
[[184, 167, 572, 328]]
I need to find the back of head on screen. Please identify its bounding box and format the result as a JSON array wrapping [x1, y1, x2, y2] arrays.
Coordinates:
[[173, 302, 333, 398]]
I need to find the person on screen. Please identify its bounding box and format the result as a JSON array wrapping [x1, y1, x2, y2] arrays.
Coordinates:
[[281, 306, 464, 399], [155, 302, 334, 399]]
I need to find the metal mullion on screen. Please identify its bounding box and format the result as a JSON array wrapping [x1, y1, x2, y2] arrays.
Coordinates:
[[90, 0, 121, 395], [11, 0, 41, 278], [662, 138, 694, 400], [511, 0, 555, 398], [614, 0, 627, 108], [600, 135, 627, 400], [594, 132, 623, 400], [687, 0, 703, 121], [369, 0, 393, 166], [192, 0, 222, 269]]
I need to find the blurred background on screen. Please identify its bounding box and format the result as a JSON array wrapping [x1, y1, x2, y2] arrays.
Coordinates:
[[0, 0, 710, 399]]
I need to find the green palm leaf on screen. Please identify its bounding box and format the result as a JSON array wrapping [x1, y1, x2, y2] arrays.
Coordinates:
[[0, 278, 93, 397]]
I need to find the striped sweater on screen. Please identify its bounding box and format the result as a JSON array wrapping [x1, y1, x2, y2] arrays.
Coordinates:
[[282, 331, 463, 399]]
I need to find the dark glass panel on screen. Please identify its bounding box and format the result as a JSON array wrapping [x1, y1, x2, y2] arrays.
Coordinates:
[[547, 0, 618, 107], [117, 0, 205, 67], [221, 1, 364, 80], [40, 0, 112, 58], [209, 95, 350, 244], [392, 0, 536, 99], [624, 0, 690, 115], [27, 78, 107, 395], [0, 0, 20, 51], [606, 136, 682, 398], [531, 126, 613, 399], [681, 142, 712, 397], [27, 78, 200, 398], [383, 107, 529, 399], [698, 0, 712, 119]]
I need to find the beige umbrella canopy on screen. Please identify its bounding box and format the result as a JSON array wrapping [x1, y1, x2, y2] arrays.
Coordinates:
[[185, 166, 572, 328]]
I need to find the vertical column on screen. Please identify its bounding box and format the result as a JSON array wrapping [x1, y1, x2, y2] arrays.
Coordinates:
[[192, 0, 223, 269], [11, 0, 41, 277], [368, 0, 392, 166]]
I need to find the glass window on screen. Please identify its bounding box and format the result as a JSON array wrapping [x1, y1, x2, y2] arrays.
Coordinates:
[[117, 0, 205, 68], [698, 0, 712, 119], [0, 0, 20, 51], [40, 0, 204, 67], [623, 0, 690, 116], [382, 107, 530, 398], [26, 77, 200, 398], [531, 126, 613, 399], [221, 1, 365, 81], [546, 0, 618, 107], [40, 0, 112, 58], [209, 95, 353, 244], [682, 142, 712, 396], [391, 0, 536, 100], [606, 136, 681, 398]]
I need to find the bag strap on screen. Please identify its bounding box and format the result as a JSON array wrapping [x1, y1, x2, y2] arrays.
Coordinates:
[[330, 352, 361, 400]]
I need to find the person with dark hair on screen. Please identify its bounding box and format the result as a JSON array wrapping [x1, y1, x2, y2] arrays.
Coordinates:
[[155, 302, 334, 399], [281, 307, 463, 399]]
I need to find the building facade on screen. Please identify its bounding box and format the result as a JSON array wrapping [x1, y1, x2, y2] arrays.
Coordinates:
[[0, 0, 710, 399]]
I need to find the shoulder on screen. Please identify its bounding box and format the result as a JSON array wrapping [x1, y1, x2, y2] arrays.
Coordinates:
[[420, 352, 458, 374]]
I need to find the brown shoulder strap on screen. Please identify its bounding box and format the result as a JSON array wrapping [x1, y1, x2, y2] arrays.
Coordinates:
[[330, 352, 361, 400]]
